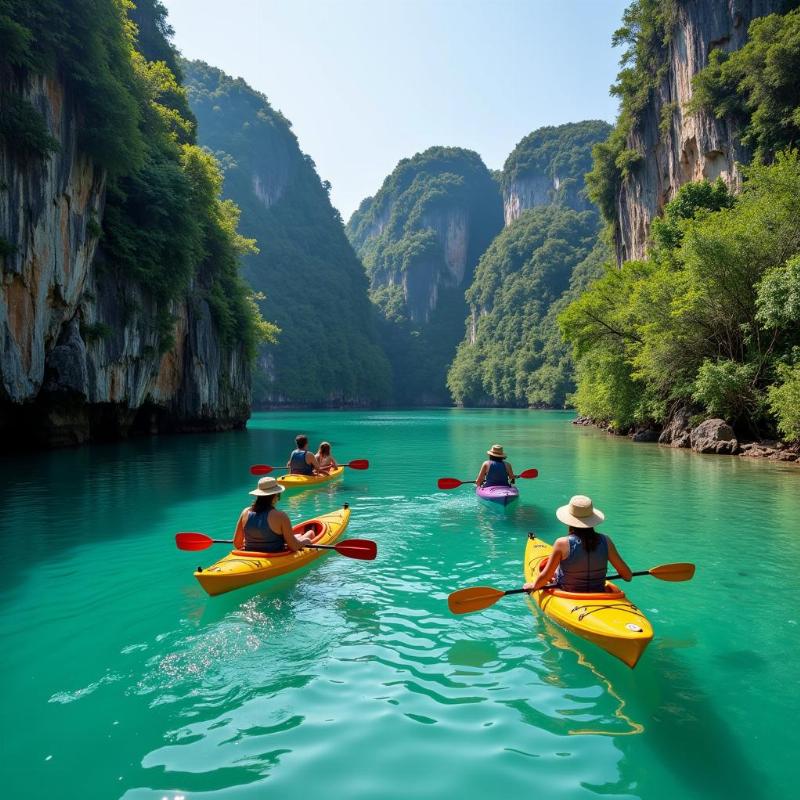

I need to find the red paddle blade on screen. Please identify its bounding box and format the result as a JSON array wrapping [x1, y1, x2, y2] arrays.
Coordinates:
[[250, 465, 273, 475], [334, 538, 377, 560], [518, 468, 539, 479], [175, 532, 215, 551], [346, 459, 369, 470], [438, 478, 463, 490]]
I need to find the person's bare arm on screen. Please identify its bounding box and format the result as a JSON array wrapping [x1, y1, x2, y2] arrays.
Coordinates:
[[476, 462, 488, 485], [275, 511, 308, 552], [505, 462, 515, 483], [233, 509, 248, 550], [307, 451, 320, 474], [607, 536, 632, 581], [523, 538, 569, 591]]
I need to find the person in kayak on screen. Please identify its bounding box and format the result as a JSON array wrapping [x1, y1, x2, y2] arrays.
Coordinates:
[[287, 434, 319, 475], [234, 476, 317, 553], [475, 444, 515, 487], [523, 495, 633, 592], [315, 441, 337, 474]]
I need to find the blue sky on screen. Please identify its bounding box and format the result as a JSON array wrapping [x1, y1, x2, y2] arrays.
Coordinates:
[[162, 0, 629, 219]]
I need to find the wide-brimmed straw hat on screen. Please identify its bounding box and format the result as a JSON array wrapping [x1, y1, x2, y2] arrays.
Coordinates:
[[249, 476, 285, 497], [487, 444, 507, 459], [556, 495, 605, 528]]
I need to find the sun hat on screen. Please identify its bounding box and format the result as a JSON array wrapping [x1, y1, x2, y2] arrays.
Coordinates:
[[249, 476, 285, 497], [556, 495, 605, 528], [487, 444, 507, 459]]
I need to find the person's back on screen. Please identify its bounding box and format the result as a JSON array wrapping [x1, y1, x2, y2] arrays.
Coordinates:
[[288, 434, 316, 475], [483, 459, 510, 487], [243, 508, 286, 553], [555, 531, 608, 592]]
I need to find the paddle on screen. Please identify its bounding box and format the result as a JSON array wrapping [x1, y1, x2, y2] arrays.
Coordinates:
[[250, 459, 369, 476], [175, 532, 377, 560], [447, 562, 696, 615], [437, 468, 539, 490]]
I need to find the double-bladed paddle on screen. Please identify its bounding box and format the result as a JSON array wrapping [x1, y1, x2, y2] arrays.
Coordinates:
[[250, 459, 369, 476], [438, 468, 539, 490], [175, 531, 377, 560], [447, 562, 696, 615]]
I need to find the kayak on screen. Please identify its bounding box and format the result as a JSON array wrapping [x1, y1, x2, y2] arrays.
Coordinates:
[[476, 484, 519, 507], [276, 465, 344, 490], [194, 504, 351, 596], [523, 534, 653, 668]]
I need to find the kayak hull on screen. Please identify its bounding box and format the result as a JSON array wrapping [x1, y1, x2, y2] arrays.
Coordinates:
[[523, 535, 653, 668], [194, 505, 351, 596], [277, 465, 345, 491], [476, 484, 520, 507]]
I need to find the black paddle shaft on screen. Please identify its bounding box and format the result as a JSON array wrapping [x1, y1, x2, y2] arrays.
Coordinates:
[[506, 569, 649, 596]]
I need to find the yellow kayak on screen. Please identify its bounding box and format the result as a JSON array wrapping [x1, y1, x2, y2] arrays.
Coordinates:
[[195, 504, 351, 596], [277, 465, 344, 490], [523, 534, 653, 668]]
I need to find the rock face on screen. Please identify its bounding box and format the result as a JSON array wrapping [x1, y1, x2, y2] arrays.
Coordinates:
[[658, 406, 692, 448], [503, 121, 611, 226], [615, 0, 784, 264], [0, 72, 250, 447], [690, 418, 739, 454]]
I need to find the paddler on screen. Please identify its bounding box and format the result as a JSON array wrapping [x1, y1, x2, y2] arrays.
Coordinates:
[[287, 434, 320, 475], [233, 476, 317, 552], [523, 495, 633, 592], [475, 444, 515, 487]]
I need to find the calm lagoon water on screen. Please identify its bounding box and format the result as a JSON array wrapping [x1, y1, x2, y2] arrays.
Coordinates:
[[1, 409, 797, 799]]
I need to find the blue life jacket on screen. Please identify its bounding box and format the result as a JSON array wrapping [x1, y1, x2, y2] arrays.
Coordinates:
[[243, 510, 286, 553], [483, 460, 509, 487], [290, 448, 314, 475], [555, 533, 609, 592]]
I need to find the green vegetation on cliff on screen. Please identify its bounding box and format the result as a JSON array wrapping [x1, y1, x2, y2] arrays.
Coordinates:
[[0, 0, 270, 356], [503, 120, 612, 200], [691, 7, 800, 162], [562, 155, 800, 439], [347, 147, 502, 404], [184, 60, 390, 405], [448, 206, 604, 407], [585, 0, 675, 225]]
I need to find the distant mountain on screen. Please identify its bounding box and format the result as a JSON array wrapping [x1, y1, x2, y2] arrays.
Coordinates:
[[347, 147, 503, 404], [184, 60, 390, 406]]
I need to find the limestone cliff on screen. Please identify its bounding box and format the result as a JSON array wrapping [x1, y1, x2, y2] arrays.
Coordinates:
[[0, 70, 249, 447], [347, 147, 502, 404], [502, 121, 611, 226], [613, 0, 785, 264]]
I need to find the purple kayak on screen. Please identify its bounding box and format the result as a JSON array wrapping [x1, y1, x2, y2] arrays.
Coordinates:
[[476, 484, 520, 508]]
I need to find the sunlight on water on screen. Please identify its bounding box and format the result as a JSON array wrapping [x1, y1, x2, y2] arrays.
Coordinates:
[[0, 410, 797, 799]]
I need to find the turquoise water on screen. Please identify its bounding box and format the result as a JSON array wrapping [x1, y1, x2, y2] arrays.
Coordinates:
[[1, 409, 798, 799]]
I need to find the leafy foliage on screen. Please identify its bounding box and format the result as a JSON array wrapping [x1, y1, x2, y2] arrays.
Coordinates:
[[691, 7, 800, 163], [347, 147, 503, 404], [562, 155, 800, 437], [502, 121, 611, 204], [447, 206, 605, 407], [184, 60, 390, 405], [1, 0, 270, 359]]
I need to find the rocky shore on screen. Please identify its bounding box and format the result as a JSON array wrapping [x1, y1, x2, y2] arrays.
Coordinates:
[[573, 413, 799, 464]]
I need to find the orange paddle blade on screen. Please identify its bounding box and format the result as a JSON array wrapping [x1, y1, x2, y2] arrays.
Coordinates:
[[517, 468, 539, 479], [175, 532, 215, 551], [438, 478, 465, 490], [346, 459, 369, 470], [649, 562, 695, 582], [250, 465, 274, 475], [447, 586, 505, 615]]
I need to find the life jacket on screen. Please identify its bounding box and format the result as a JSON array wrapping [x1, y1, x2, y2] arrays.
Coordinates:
[[289, 448, 314, 475], [243, 510, 285, 553], [483, 460, 509, 487], [555, 533, 609, 592]]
